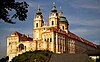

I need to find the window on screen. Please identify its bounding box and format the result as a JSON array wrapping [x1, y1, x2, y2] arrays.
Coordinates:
[[62, 26, 64, 30], [45, 39, 46, 41], [18, 44, 24, 51], [52, 21, 54, 25], [47, 38, 49, 42], [42, 23, 44, 27], [9, 42, 11, 45], [50, 38, 52, 42], [36, 30, 39, 38], [36, 23, 38, 27]]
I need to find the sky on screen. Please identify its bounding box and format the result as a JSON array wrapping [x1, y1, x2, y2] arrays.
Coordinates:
[[0, 0, 100, 58]]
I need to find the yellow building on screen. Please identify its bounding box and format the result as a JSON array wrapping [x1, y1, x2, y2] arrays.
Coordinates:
[[32, 3, 96, 54], [7, 31, 33, 61], [7, 3, 98, 61]]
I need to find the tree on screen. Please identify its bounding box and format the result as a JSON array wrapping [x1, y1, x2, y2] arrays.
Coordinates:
[[11, 50, 53, 62], [0, 0, 29, 24], [96, 56, 100, 62], [87, 57, 95, 62], [0, 56, 9, 62]]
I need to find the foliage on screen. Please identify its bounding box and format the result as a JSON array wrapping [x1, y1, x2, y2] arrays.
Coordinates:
[[87, 57, 95, 62], [0, 0, 29, 24], [96, 56, 100, 62], [0, 56, 9, 62], [11, 50, 53, 62]]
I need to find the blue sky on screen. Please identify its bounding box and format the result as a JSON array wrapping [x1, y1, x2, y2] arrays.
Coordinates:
[[0, 0, 100, 58]]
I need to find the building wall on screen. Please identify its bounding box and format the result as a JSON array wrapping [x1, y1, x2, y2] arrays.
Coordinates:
[[33, 28, 55, 52], [49, 12, 58, 28], [7, 34, 32, 61], [33, 27, 69, 53], [57, 33, 67, 53], [59, 22, 67, 30], [67, 38, 75, 54], [49, 54, 88, 62], [7, 36, 19, 56], [75, 40, 96, 54]]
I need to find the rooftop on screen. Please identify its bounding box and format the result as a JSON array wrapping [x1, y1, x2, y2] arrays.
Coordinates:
[[50, 27, 97, 48], [9, 31, 33, 41]]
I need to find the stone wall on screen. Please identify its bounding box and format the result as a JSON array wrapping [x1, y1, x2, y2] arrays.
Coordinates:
[[75, 40, 97, 54], [49, 53, 88, 62]]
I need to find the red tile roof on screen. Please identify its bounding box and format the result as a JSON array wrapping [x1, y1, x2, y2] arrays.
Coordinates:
[[50, 27, 97, 48], [11, 31, 22, 36], [11, 31, 33, 41]]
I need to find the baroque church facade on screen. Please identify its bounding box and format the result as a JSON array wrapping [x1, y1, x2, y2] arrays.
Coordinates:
[[7, 3, 97, 61]]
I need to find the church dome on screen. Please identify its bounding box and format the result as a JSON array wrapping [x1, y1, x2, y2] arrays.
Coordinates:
[[59, 16, 69, 24], [60, 16, 66, 22]]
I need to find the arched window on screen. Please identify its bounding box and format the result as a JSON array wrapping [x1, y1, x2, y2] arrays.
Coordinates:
[[52, 21, 54, 25], [18, 44, 24, 51], [45, 39, 46, 41], [62, 26, 64, 30], [36, 23, 38, 27]]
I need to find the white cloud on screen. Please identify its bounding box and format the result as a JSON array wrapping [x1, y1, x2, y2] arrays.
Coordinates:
[[69, 0, 100, 9], [67, 15, 100, 43], [70, 27, 100, 45], [93, 40, 100, 45], [71, 28, 100, 35], [67, 15, 100, 27], [71, 28, 87, 34], [0, 27, 32, 37], [0, 28, 22, 32]]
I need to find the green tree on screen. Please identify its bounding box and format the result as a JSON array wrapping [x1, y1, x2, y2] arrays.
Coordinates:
[[0, 0, 29, 24], [96, 56, 100, 62], [0, 56, 9, 62], [11, 50, 53, 62], [87, 57, 95, 62]]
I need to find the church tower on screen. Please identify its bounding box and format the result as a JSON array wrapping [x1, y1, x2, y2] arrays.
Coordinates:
[[34, 4, 44, 29], [33, 4, 44, 39], [49, 2, 59, 28], [58, 7, 69, 32]]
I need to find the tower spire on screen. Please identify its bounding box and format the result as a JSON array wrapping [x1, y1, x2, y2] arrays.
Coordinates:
[[58, 6, 63, 16], [53, 2, 55, 6], [38, 4, 40, 12], [60, 6, 62, 12], [51, 2, 57, 12], [36, 4, 42, 14]]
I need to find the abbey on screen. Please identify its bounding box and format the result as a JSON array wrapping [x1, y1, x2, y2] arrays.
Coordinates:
[[32, 3, 96, 53], [7, 3, 98, 61]]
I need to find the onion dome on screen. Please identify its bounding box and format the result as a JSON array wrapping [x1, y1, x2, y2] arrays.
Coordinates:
[[51, 2, 57, 12]]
